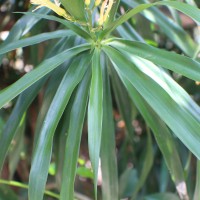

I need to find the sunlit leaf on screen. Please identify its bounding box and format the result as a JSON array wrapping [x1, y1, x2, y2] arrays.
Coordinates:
[[103, 45, 200, 160], [107, 39, 200, 81], [100, 1, 200, 39], [122, 0, 196, 56], [118, 71, 187, 197]]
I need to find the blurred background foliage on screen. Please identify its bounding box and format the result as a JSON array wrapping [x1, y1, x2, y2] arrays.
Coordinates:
[[0, 0, 200, 200]]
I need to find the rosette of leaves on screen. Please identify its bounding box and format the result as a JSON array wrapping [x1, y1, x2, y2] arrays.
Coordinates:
[[0, 0, 200, 200]]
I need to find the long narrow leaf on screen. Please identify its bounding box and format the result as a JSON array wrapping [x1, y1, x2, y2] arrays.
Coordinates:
[[118, 74, 187, 199], [110, 43, 200, 119], [32, 36, 76, 151], [32, 64, 70, 155], [103, 46, 200, 160], [60, 69, 91, 200], [28, 54, 91, 200], [107, 39, 200, 81], [123, 0, 196, 56], [117, 22, 145, 42], [100, 1, 200, 39], [19, 12, 91, 41], [53, 80, 78, 189], [100, 56, 118, 200], [54, 101, 74, 189], [0, 44, 90, 109], [0, 30, 74, 55], [99, 3, 151, 39], [156, 1, 200, 23], [0, 36, 73, 173], [88, 49, 103, 200]]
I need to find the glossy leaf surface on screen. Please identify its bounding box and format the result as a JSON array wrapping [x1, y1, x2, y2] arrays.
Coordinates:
[[60, 69, 91, 200], [0, 44, 90, 109], [107, 39, 200, 81], [0, 30, 74, 55], [29, 55, 91, 200], [101, 58, 118, 200], [103, 45, 200, 159], [88, 49, 103, 199]]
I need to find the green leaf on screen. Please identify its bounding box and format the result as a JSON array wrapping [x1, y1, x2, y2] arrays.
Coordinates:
[[117, 22, 144, 42], [32, 64, 70, 154], [108, 40, 200, 121], [100, 1, 200, 39], [54, 102, 73, 188], [0, 44, 90, 109], [155, 1, 200, 23], [32, 36, 76, 152], [107, 39, 200, 81], [103, 46, 200, 160], [28, 54, 91, 200], [60, 69, 91, 200], [119, 74, 186, 196], [61, 0, 86, 21], [53, 88, 78, 189], [193, 160, 200, 200], [101, 56, 118, 200], [0, 36, 72, 173], [88, 48, 103, 200], [122, 0, 196, 56], [144, 193, 180, 200], [0, 30, 74, 55], [100, 3, 151, 39], [19, 12, 91, 41]]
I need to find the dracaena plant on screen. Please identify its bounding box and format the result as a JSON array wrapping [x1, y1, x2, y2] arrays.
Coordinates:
[[0, 0, 200, 200]]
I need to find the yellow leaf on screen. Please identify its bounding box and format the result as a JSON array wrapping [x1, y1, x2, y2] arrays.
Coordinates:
[[30, 0, 73, 21]]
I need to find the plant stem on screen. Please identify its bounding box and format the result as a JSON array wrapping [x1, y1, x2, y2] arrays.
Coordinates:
[[0, 179, 59, 199], [0, 179, 92, 200]]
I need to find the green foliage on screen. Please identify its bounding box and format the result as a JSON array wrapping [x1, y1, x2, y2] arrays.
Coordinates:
[[0, 0, 200, 200]]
